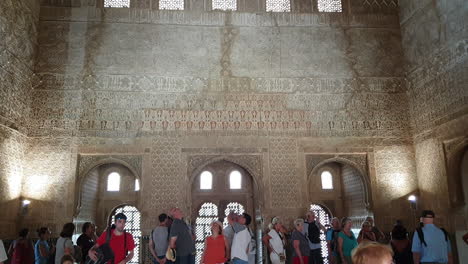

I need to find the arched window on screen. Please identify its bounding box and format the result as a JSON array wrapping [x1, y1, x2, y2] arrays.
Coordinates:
[[159, 0, 184, 10], [266, 0, 290, 12], [310, 204, 331, 264], [321, 171, 333, 189], [223, 202, 245, 228], [212, 0, 236, 11], [200, 171, 213, 190], [317, 0, 342, 12], [195, 203, 218, 264], [112, 205, 141, 264], [135, 179, 140, 191], [104, 0, 130, 8], [229, 170, 242, 189], [107, 172, 120, 191]]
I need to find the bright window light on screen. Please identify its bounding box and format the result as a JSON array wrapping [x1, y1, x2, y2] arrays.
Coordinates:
[[107, 172, 120, 191], [200, 171, 213, 190], [321, 171, 333, 189], [408, 195, 417, 202], [135, 179, 140, 191], [229, 170, 242, 189]]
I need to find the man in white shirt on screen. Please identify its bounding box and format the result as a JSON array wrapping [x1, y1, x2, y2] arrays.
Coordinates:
[[231, 213, 252, 264]]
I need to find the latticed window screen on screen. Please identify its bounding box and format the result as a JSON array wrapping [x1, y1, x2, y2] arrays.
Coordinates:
[[195, 203, 218, 264], [104, 0, 130, 8], [266, 0, 291, 12], [310, 204, 331, 264], [223, 202, 245, 228], [317, 0, 342, 12], [159, 0, 184, 10], [112, 205, 141, 264], [212, 0, 237, 11]]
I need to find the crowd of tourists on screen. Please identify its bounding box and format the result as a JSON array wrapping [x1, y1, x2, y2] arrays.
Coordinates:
[[0, 208, 461, 264]]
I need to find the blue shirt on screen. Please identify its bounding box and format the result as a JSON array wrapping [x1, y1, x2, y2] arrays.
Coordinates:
[[34, 240, 49, 264], [411, 224, 451, 263]]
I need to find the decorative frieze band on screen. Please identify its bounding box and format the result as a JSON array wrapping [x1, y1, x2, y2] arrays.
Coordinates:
[[34, 74, 406, 94], [39, 7, 400, 28]]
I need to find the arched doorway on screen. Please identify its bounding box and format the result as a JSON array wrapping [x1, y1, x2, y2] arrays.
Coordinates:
[[111, 205, 142, 264], [191, 160, 255, 264], [308, 160, 370, 231], [74, 163, 140, 244], [309, 204, 332, 264]]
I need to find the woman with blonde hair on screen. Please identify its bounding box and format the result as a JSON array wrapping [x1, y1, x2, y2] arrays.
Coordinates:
[[263, 217, 286, 264], [337, 218, 357, 264], [291, 219, 309, 264], [357, 221, 377, 244], [352, 242, 393, 264]]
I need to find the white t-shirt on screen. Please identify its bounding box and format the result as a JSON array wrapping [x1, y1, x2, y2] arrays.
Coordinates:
[[231, 228, 251, 261], [0, 240, 7, 262], [55, 237, 74, 264], [268, 229, 284, 255]]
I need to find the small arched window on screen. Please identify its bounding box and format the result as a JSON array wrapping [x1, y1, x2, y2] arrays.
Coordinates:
[[107, 172, 120, 191], [200, 171, 213, 190], [229, 170, 242, 189], [104, 0, 130, 8], [317, 0, 342, 12], [321, 171, 333, 189], [135, 179, 140, 191], [212, 0, 237, 11]]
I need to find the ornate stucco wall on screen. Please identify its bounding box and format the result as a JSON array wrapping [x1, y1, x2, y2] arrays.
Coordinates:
[[399, 0, 468, 230], [0, 0, 40, 235], [2, 0, 466, 242]]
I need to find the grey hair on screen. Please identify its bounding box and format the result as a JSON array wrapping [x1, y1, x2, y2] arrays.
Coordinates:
[[294, 218, 304, 227]]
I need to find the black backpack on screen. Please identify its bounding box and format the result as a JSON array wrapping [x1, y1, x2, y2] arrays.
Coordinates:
[[85, 223, 115, 264], [415, 227, 448, 247]]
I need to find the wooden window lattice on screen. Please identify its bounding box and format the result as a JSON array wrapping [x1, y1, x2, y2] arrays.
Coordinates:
[[266, 0, 291, 12], [317, 0, 342, 12], [104, 0, 130, 8], [310, 204, 331, 264], [195, 203, 218, 264], [223, 202, 245, 228], [159, 0, 184, 10], [212, 0, 236, 11]]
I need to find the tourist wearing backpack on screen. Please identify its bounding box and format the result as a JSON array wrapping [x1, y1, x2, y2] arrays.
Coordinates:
[[325, 218, 340, 264], [411, 210, 453, 264]]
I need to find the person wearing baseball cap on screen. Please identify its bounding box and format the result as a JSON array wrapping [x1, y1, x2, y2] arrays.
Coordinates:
[[412, 210, 453, 264]]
